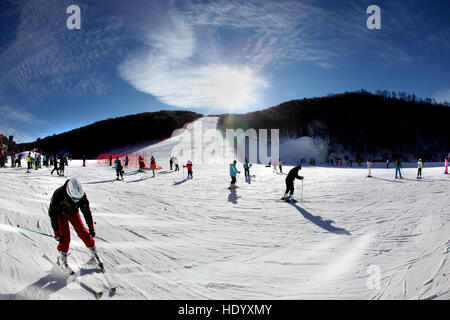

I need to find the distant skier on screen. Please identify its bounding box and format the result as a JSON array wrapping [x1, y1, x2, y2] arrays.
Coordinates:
[[124, 155, 129, 168], [229, 160, 240, 188], [279, 159, 283, 173], [138, 156, 145, 171], [109, 155, 112, 166], [48, 178, 101, 273], [51, 155, 59, 175], [59, 155, 65, 176], [417, 158, 424, 179], [282, 165, 304, 202], [444, 156, 448, 174], [394, 159, 403, 179], [367, 159, 372, 177], [115, 157, 124, 180], [386, 159, 389, 168], [169, 156, 174, 170], [173, 156, 180, 171], [26, 152, 32, 173], [150, 156, 156, 177], [244, 158, 252, 178], [82, 155, 86, 167], [183, 160, 193, 179]]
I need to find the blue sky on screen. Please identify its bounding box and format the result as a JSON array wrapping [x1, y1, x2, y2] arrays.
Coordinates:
[[0, 0, 449, 142]]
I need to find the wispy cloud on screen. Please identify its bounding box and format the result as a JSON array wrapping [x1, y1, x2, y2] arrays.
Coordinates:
[[0, 105, 42, 123], [119, 9, 268, 110], [0, 0, 124, 103], [119, 0, 439, 110]]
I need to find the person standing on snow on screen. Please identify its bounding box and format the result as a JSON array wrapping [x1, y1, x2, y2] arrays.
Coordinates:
[[26, 153, 32, 173], [48, 178, 101, 273], [183, 160, 193, 179], [150, 156, 157, 177], [169, 156, 173, 170], [229, 160, 241, 188], [173, 157, 180, 171], [394, 159, 403, 179], [386, 159, 389, 169], [417, 158, 424, 179], [243, 158, 251, 178], [367, 159, 372, 177], [124, 155, 129, 168], [138, 156, 145, 172], [82, 155, 86, 167], [59, 155, 65, 176], [279, 159, 283, 173], [51, 154, 59, 175], [115, 157, 124, 180], [282, 165, 304, 202]]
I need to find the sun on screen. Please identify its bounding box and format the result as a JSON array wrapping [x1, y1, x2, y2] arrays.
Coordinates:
[[210, 65, 265, 111]]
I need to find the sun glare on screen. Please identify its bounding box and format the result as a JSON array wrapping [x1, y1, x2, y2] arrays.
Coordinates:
[[211, 66, 263, 111]]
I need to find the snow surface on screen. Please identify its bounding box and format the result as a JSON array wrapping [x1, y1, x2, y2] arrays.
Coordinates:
[[0, 117, 449, 300]]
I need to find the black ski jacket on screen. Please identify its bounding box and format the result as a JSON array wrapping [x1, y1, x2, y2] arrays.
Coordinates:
[[48, 180, 93, 232], [286, 166, 303, 183]]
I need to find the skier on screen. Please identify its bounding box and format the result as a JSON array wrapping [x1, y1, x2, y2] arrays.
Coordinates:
[[115, 157, 124, 180], [170, 156, 174, 170], [124, 155, 129, 168], [82, 155, 86, 167], [394, 158, 403, 179], [183, 160, 193, 179], [386, 159, 389, 169], [17, 154, 22, 167], [138, 156, 145, 172], [173, 156, 179, 171], [59, 155, 65, 176], [444, 156, 448, 174], [229, 160, 240, 188], [150, 156, 157, 177], [367, 159, 372, 177], [48, 178, 101, 273], [109, 155, 112, 166], [244, 158, 251, 178], [417, 158, 424, 179], [51, 154, 59, 175], [279, 159, 283, 173], [26, 152, 32, 173], [282, 165, 304, 202]]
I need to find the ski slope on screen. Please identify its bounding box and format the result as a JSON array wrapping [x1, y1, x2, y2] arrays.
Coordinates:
[[0, 118, 449, 300]]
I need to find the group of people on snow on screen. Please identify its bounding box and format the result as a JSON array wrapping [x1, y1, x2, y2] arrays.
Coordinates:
[[11, 150, 449, 274]]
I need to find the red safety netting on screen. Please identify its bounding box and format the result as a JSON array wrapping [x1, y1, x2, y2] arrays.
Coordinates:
[[97, 153, 163, 170], [97, 118, 200, 169]]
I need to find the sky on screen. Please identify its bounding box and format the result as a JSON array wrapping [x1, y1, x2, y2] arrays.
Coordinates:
[[0, 0, 449, 142]]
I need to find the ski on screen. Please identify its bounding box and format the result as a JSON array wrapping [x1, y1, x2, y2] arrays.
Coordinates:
[[43, 254, 104, 298], [88, 254, 119, 291], [99, 266, 118, 291]]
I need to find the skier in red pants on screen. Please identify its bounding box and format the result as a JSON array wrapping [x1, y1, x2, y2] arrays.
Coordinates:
[[48, 178, 102, 273]]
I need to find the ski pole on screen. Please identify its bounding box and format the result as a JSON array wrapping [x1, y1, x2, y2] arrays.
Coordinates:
[[301, 179, 304, 203], [17, 225, 55, 238]]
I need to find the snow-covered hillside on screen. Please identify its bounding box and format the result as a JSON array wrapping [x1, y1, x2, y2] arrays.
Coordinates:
[[0, 117, 448, 300]]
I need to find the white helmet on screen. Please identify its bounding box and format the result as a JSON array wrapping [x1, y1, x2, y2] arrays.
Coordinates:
[[66, 178, 84, 201]]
